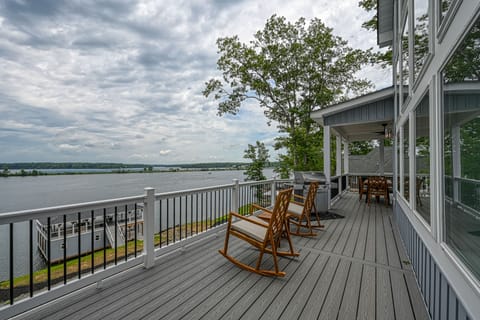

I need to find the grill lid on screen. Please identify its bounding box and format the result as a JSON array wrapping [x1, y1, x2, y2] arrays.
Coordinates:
[[293, 171, 326, 184]]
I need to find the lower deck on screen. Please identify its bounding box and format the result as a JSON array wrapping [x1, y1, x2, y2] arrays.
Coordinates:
[[14, 193, 430, 320]]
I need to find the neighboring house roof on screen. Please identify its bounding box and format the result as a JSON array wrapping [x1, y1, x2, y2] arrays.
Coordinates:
[[349, 146, 393, 174], [349, 146, 429, 175]]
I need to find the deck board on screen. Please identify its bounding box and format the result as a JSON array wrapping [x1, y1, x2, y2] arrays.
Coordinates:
[[337, 261, 363, 319], [278, 254, 329, 320], [258, 252, 317, 320], [317, 258, 350, 319], [13, 193, 430, 320], [357, 264, 376, 319], [353, 200, 370, 259], [391, 272, 415, 320], [376, 268, 394, 319], [298, 255, 340, 319]]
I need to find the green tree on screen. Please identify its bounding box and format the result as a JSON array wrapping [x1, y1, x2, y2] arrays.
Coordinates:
[[1, 167, 9, 177], [358, 0, 392, 67], [444, 20, 480, 82], [204, 15, 373, 173], [243, 141, 269, 181], [349, 141, 375, 155]]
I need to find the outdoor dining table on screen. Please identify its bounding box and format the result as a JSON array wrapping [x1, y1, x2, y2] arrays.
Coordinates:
[[362, 177, 392, 204]]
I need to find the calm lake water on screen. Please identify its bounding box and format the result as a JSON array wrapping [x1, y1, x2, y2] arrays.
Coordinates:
[[0, 169, 274, 281]]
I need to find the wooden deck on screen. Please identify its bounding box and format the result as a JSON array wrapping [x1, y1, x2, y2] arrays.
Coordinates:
[[14, 193, 430, 320]]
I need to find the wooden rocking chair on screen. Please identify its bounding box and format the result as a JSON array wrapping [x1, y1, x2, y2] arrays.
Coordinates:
[[287, 182, 324, 236], [218, 188, 295, 277]]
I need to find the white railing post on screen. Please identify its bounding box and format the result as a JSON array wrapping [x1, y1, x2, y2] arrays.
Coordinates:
[[324, 125, 331, 209], [336, 135, 342, 195], [344, 140, 349, 189], [271, 176, 277, 207], [143, 187, 155, 269], [232, 179, 239, 213]]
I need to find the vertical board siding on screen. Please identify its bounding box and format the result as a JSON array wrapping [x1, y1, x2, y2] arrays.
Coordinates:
[[395, 206, 473, 320]]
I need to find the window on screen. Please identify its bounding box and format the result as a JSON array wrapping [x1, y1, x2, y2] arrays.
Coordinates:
[[397, 131, 401, 192], [415, 92, 430, 223], [403, 120, 410, 201], [414, 0, 429, 81], [402, 15, 409, 93], [440, 0, 452, 23], [443, 16, 480, 280], [396, 59, 401, 108]]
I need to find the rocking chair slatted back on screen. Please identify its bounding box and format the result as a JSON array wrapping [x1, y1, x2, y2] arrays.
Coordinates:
[[269, 187, 292, 242]]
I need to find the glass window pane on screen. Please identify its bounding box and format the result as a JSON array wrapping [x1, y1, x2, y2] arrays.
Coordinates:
[[396, 60, 401, 108], [440, 0, 452, 23], [402, 16, 409, 91], [415, 93, 430, 223], [414, 0, 429, 80], [403, 120, 410, 201], [397, 132, 401, 192], [443, 16, 480, 280]]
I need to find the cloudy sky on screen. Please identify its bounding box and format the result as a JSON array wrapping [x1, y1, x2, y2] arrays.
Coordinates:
[[0, 0, 390, 164]]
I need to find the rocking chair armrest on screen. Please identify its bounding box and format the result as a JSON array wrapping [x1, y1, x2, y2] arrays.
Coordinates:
[[250, 203, 273, 214], [290, 200, 304, 206], [292, 194, 305, 201], [229, 211, 269, 228]]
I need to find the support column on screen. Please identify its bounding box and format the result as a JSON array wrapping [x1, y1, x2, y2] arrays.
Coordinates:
[[336, 135, 342, 195], [379, 138, 385, 175], [344, 140, 349, 189], [324, 126, 331, 209]]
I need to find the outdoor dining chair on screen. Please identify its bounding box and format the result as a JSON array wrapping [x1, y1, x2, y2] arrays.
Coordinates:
[[359, 176, 369, 201], [367, 176, 389, 206]]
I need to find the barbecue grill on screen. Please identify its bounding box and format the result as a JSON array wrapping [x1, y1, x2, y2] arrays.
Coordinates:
[[293, 171, 329, 214]]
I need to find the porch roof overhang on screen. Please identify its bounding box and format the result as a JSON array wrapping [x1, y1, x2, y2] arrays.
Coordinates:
[[311, 86, 394, 142]]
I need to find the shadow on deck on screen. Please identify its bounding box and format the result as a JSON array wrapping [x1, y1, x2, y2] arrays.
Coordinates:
[[15, 193, 430, 320]]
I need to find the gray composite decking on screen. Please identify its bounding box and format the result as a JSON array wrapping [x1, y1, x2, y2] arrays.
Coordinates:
[[14, 193, 430, 320]]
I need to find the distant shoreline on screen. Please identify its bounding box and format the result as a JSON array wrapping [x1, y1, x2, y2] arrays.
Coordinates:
[[0, 167, 252, 177], [0, 162, 278, 177]]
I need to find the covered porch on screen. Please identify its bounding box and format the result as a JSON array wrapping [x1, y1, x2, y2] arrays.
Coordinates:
[[12, 192, 429, 320], [311, 87, 396, 206]]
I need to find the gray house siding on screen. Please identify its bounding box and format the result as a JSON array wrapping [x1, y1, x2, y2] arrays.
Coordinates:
[[394, 205, 472, 320], [324, 97, 395, 126], [52, 230, 107, 263]]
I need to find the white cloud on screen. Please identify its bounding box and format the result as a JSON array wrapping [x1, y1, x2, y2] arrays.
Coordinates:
[[159, 149, 172, 156], [58, 143, 82, 152], [0, 0, 387, 164]]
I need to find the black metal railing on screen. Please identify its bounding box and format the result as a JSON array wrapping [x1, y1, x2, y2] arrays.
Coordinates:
[[156, 185, 232, 249], [1, 196, 144, 307]]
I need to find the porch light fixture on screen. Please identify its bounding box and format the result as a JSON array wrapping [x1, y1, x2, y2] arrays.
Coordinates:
[[383, 123, 392, 139]]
